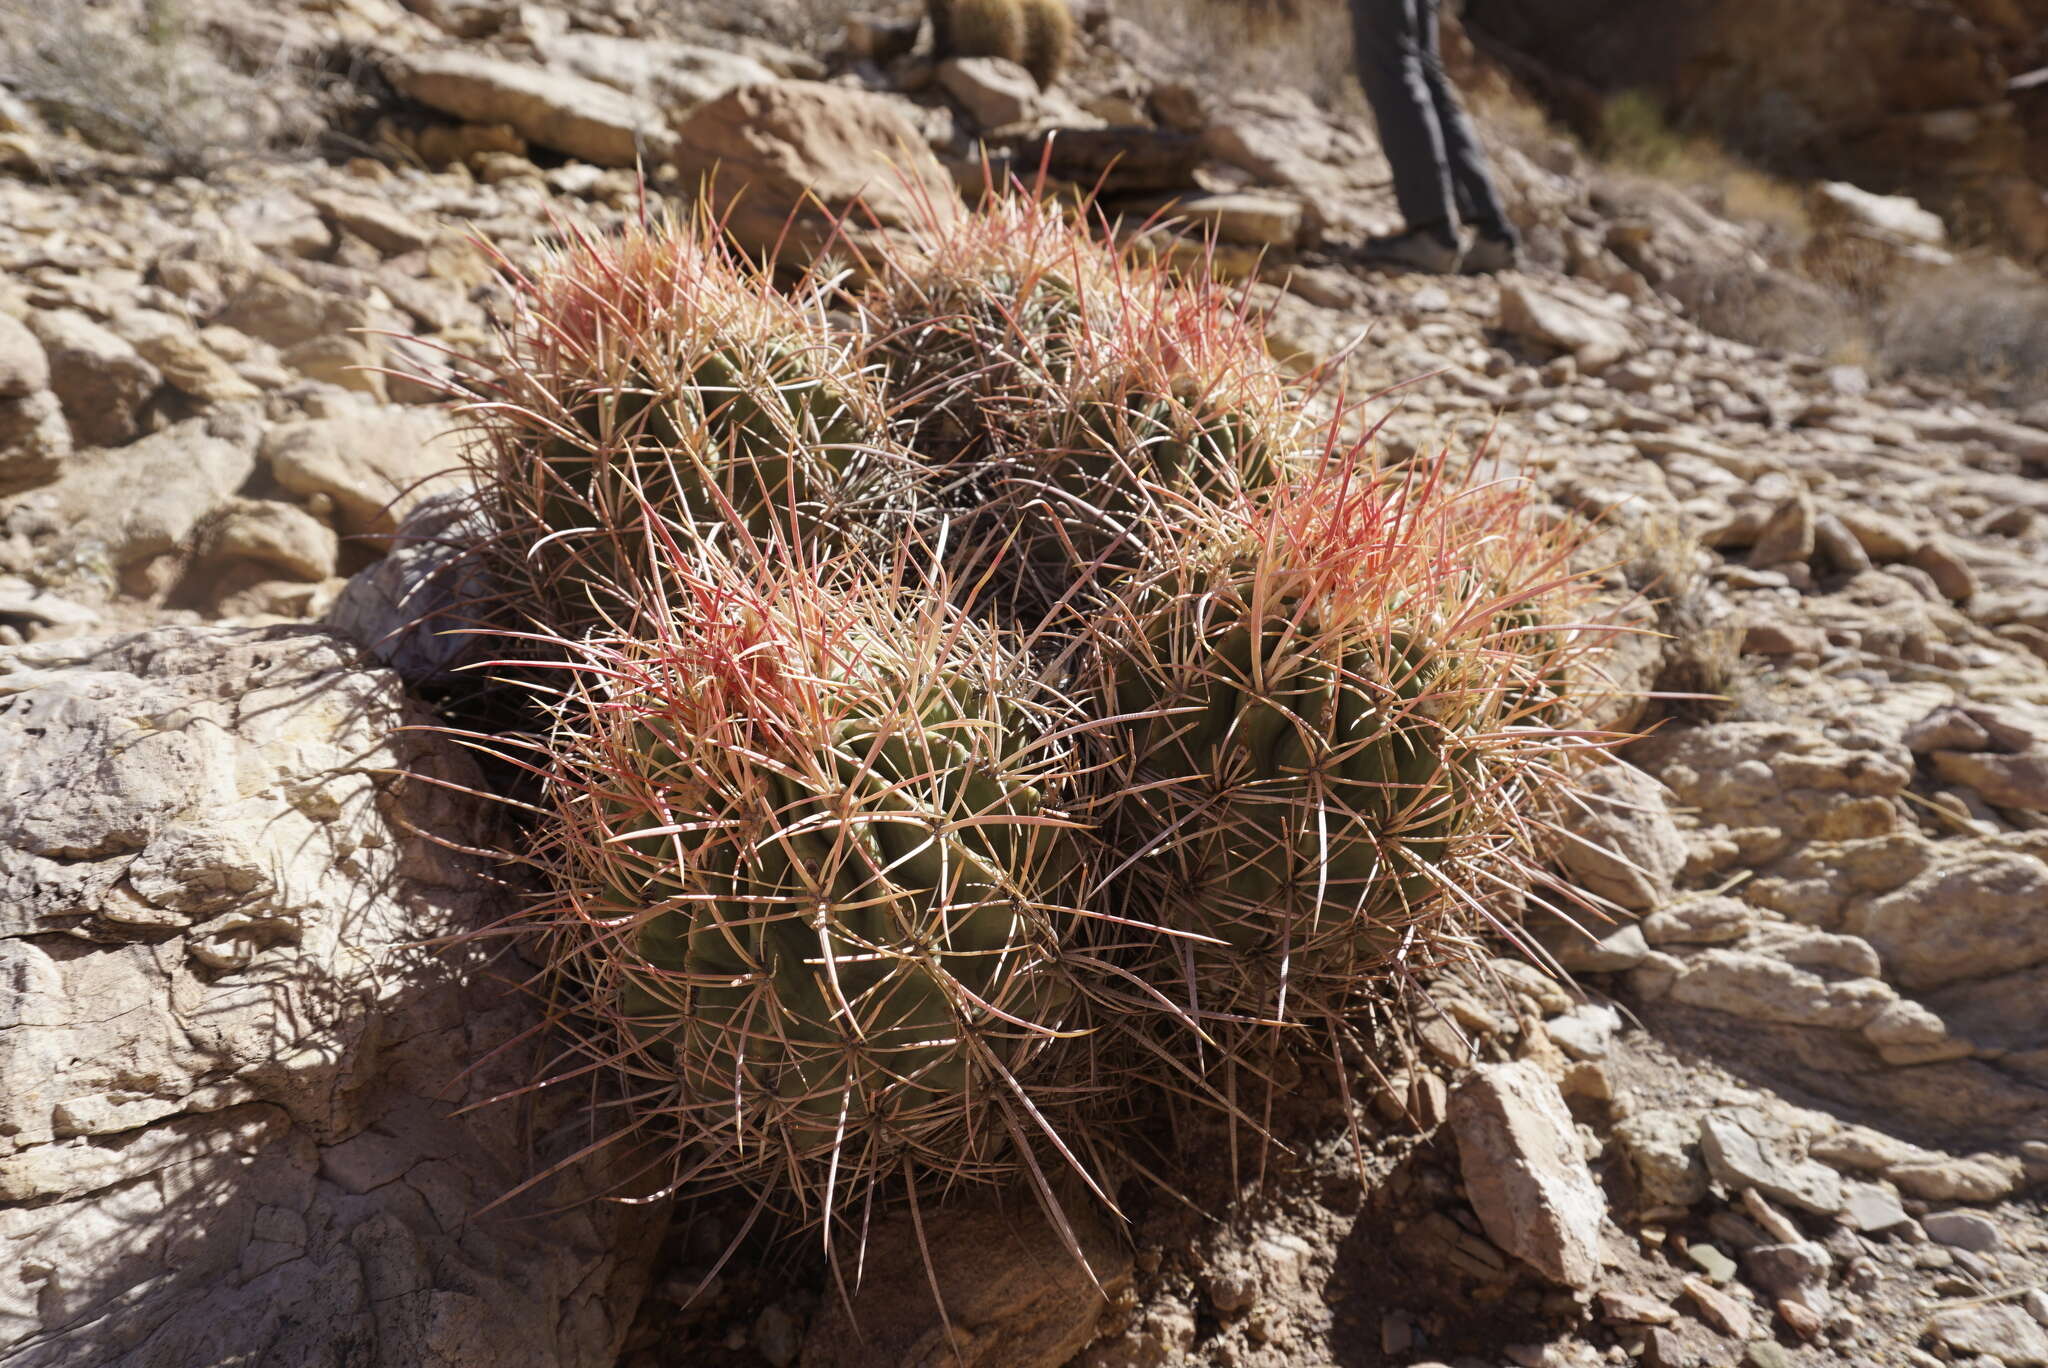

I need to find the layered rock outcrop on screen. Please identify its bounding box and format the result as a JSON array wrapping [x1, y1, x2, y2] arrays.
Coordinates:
[[0, 626, 663, 1366]]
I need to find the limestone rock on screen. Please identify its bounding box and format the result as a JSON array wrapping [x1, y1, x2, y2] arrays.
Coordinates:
[[10, 415, 257, 583], [263, 403, 468, 538], [304, 188, 437, 257], [0, 312, 49, 397], [1667, 948, 1891, 1030], [24, 309, 160, 448], [326, 492, 495, 685], [938, 56, 1041, 128], [537, 32, 778, 123], [1921, 1209, 2000, 1251], [1810, 181, 1947, 247], [0, 625, 663, 1365], [282, 333, 388, 400], [1887, 1152, 2024, 1202], [673, 81, 962, 265], [1641, 896, 1755, 946], [0, 390, 70, 495], [119, 310, 263, 405], [1927, 1305, 2048, 1367], [1145, 191, 1305, 248], [1552, 760, 1685, 912], [1615, 1108, 1710, 1210], [799, 1192, 1131, 1368], [392, 51, 677, 168], [197, 498, 341, 582], [1449, 1061, 1607, 1287], [218, 264, 366, 352], [1698, 1110, 1843, 1215], [1848, 848, 2048, 989], [1929, 750, 2048, 812]]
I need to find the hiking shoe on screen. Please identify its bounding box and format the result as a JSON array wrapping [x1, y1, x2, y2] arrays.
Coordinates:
[[1360, 227, 1461, 274], [1460, 231, 1520, 275]]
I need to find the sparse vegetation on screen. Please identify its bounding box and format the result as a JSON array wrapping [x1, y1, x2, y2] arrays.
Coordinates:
[[0, 0, 305, 175]]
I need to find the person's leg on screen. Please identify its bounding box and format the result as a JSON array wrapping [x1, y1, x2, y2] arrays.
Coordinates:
[[1413, 0, 1515, 246], [1349, 0, 1458, 246]]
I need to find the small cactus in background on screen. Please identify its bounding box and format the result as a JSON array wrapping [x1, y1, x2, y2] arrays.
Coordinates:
[[927, 0, 1074, 89], [462, 215, 920, 629], [522, 543, 1105, 1229], [1017, 0, 1075, 89], [1079, 458, 1604, 1033]]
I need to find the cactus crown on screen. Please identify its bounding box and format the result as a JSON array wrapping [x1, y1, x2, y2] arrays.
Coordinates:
[[526, 541, 1104, 1230], [434, 191, 1623, 1265], [1081, 458, 1601, 1030], [463, 214, 920, 631]]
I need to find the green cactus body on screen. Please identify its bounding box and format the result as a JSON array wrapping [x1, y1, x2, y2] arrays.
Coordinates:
[[532, 341, 889, 578], [1110, 584, 1467, 980], [559, 624, 1084, 1182]]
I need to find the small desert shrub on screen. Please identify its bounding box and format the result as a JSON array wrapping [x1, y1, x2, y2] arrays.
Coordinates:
[[1662, 261, 1868, 363], [1873, 258, 2048, 407], [0, 0, 301, 174]]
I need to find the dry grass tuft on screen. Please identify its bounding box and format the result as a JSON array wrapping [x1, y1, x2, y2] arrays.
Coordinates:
[[0, 0, 311, 175]]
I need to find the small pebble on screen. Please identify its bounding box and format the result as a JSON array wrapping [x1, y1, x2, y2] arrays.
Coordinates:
[[1687, 1242, 1739, 1283]]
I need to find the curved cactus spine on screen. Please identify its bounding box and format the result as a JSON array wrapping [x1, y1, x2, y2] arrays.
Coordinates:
[[523, 541, 1108, 1233], [1079, 455, 1606, 1031], [462, 212, 922, 630]]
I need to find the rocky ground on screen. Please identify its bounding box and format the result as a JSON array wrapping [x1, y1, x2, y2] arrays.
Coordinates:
[[2, 2, 2046, 1367]]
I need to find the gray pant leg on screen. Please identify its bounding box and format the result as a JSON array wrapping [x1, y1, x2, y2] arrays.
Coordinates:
[[1349, 0, 1457, 236], [1413, 0, 1514, 239]]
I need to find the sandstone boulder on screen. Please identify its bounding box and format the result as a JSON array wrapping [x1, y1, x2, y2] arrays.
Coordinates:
[[1449, 1061, 1607, 1288], [24, 309, 160, 448], [0, 312, 49, 397], [672, 81, 961, 264], [800, 1192, 1130, 1368], [5, 414, 257, 590], [537, 32, 777, 124], [0, 390, 69, 495], [1552, 759, 1685, 912]]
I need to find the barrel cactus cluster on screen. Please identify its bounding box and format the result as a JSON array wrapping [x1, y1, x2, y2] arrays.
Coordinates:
[[447, 195, 1615, 1244]]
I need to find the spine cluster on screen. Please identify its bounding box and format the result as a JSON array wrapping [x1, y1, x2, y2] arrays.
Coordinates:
[[442, 193, 1619, 1250]]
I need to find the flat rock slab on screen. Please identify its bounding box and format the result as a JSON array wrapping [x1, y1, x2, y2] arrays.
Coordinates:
[[1698, 1110, 1843, 1216], [393, 50, 677, 167], [1449, 1061, 1607, 1288], [1927, 1304, 2048, 1366], [1498, 280, 1633, 371]]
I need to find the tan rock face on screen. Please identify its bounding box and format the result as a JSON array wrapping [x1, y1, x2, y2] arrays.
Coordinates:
[[0, 626, 662, 1367], [1551, 759, 1686, 912], [392, 51, 678, 168], [672, 81, 962, 264], [15, 415, 258, 585], [0, 313, 49, 398], [0, 390, 69, 495], [262, 403, 468, 538], [799, 1192, 1131, 1368], [23, 309, 158, 449]]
